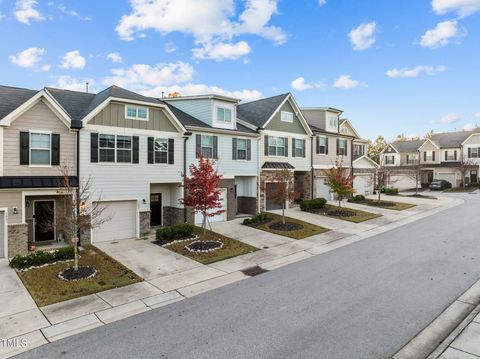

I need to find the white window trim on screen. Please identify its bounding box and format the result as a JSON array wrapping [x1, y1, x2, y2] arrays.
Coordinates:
[[280, 111, 294, 123], [338, 138, 347, 156], [116, 135, 133, 163], [29, 130, 52, 168], [98, 134, 135, 165], [236, 138, 248, 161], [201, 135, 214, 158], [385, 155, 395, 165], [124, 105, 149, 121], [294, 139, 304, 157], [154, 138, 169, 164], [268, 136, 286, 157], [318, 136, 328, 155], [216, 106, 233, 123]]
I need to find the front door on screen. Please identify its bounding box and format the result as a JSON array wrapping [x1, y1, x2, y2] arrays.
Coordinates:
[[34, 200, 55, 242], [150, 194, 162, 226], [471, 170, 478, 184], [266, 183, 284, 211], [427, 171, 434, 183]]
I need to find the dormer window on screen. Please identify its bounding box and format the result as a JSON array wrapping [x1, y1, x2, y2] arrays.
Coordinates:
[[329, 117, 338, 127], [281, 111, 294, 123], [217, 107, 232, 123], [125, 105, 148, 121], [341, 127, 348, 134]]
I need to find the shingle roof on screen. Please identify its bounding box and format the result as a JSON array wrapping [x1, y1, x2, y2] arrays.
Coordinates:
[[237, 93, 289, 128], [262, 162, 295, 169], [391, 140, 425, 153], [430, 130, 480, 148], [0, 85, 38, 120]]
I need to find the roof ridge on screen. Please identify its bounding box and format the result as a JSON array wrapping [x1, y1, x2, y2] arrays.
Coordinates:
[[46, 86, 95, 95], [0, 84, 38, 92], [238, 92, 289, 106]]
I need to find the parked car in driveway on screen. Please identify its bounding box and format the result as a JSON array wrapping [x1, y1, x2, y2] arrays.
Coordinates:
[[429, 179, 452, 191]]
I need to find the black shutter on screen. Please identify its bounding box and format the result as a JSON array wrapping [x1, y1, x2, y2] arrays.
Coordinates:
[[424, 152, 427, 161], [336, 139, 340, 155], [20, 132, 29, 165], [168, 138, 174, 164], [196, 134, 201, 158], [445, 151, 447, 161], [432, 151, 436, 161], [468, 148, 471, 158], [247, 139, 251, 161], [147, 137, 154, 164], [454, 150, 457, 161], [345, 140, 348, 156], [264, 135, 269, 156], [292, 138, 296, 158], [213, 136, 218, 159], [284, 137, 288, 157], [302, 139, 306, 158], [316, 136, 320, 154], [132, 136, 139, 164], [90, 132, 98, 163], [232, 138, 237, 160], [51, 134, 60, 165], [325, 137, 329, 155]]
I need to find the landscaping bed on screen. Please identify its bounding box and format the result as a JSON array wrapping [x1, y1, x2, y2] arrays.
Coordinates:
[[314, 204, 381, 223], [154, 225, 258, 265], [386, 193, 437, 200], [16, 245, 142, 307], [353, 198, 416, 211], [243, 212, 329, 239]]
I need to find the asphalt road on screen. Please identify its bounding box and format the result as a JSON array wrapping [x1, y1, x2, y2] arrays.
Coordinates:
[[18, 193, 480, 359]]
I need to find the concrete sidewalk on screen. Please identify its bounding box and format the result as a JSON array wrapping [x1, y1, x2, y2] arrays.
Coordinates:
[[439, 309, 480, 358]]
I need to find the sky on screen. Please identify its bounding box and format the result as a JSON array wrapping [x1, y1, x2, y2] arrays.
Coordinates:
[[0, 0, 479, 141]]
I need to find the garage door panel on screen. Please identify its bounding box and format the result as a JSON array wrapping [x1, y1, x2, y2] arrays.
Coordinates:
[[92, 201, 137, 243], [438, 173, 456, 185], [354, 175, 374, 196], [315, 177, 331, 200], [390, 175, 417, 190], [195, 189, 227, 224]]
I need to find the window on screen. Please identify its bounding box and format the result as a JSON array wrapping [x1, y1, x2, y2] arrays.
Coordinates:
[[154, 138, 168, 163], [354, 144, 364, 157], [385, 155, 395, 165], [341, 127, 348, 134], [469, 147, 479, 158], [318, 136, 327, 154], [329, 117, 338, 128], [116, 136, 132, 163], [445, 150, 457, 161], [30, 132, 51, 165], [281, 111, 294, 123], [295, 139, 305, 157], [338, 139, 347, 156], [424, 151, 434, 161], [125, 105, 148, 120], [201, 135, 214, 158], [406, 154, 418, 165], [99, 134, 115, 162], [236, 138, 247, 160], [268, 136, 285, 156], [217, 107, 232, 123]]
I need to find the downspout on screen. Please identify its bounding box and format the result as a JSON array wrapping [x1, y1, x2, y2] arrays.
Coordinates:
[[76, 129, 81, 245], [183, 132, 192, 223], [311, 135, 314, 199]]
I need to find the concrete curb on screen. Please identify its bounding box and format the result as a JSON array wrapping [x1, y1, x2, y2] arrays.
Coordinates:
[[392, 279, 480, 359]]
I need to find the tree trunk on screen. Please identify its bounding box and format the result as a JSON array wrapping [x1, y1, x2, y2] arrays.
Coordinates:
[[415, 175, 419, 195], [73, 240, 79, 271], [202, 213, 207, 235], [282, 202, 286, 225]]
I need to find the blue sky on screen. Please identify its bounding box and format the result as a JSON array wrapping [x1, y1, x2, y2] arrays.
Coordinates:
[[0, 0, 479, 140]]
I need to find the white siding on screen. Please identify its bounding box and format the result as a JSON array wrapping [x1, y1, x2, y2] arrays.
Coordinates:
[[165, 99, 213, 125], [235, 176, 257, 197], [463, 134, 480, 165]]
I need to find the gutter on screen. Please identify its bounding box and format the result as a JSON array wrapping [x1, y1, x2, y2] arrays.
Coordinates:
[[183, 131, 192, 223], [311, 136, 314, 199]]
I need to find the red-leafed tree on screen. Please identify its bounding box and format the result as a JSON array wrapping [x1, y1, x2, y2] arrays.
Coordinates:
[[324, 157, 355, 207], [181, 154, 224, 234], [261, 169, 300, 225]]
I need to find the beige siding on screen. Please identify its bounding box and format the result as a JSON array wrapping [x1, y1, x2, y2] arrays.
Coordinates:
[[0, 191, 22, 224], [265, 101, 307, 135], [3, 100, 76, 176], [313, 135, 352, 168], [90, 102, 177, 132], [419, 141, 440, 164]]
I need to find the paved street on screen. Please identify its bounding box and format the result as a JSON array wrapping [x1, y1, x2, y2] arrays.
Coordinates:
[[17, 193, 480, 359]]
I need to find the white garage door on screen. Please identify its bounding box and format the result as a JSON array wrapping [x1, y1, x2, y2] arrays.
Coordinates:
[[437, 173, 456, 185], [354, 175, 374, 196], [389, 175, 417, 190], [315, 177, 331, 200], [195, 188, 227, 224], [0, 211, 5, 258], [92, 201, 137, 243]]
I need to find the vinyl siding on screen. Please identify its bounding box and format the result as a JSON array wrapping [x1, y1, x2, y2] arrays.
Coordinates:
[[265, 101, 307, 135], [164, 99, 213, 126], [89, 102, 177, 132], [186, 131, 258, 179], [419, 141, 440, 164], [313, 135, 352, 168], [3, 100, 76, 176], [0, 191, 22, 224], [302, 110, 326, 130], [463, 134, 480, 165]]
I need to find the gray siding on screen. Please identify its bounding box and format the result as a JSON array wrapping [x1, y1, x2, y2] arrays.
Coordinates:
[[0, 191, 22, 224], [90, 102, 178, 132], [313, 135, 352, 167], [265, 101, 307, 135], [302, 110, 326, 129], [164, 99, 212, 126]]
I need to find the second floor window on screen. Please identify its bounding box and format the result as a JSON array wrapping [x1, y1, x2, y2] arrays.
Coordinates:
[[281, 111, 294, 123], [318, 136, 328, 154], [406, 154, 418, 164], [424, 151, 435, 162], [354, 144, 364, 156], [30, 132, 51, 165], [154, 139, 168, 163], [294, 139, 305, 157], [217, 107, 232, 123], [237, 139, 247, 160], [201, 135, 214, 158], [99, 134, 115, 162], [268, 136, 286, 156], [125, 105, 148, 120], [385, 155, 395, 165], [445, 150, 457, 161], [116, 136, 132, 163], [329, 117, 338, 128], [468, 147, 479, 158], [337, 139, 347, 156]]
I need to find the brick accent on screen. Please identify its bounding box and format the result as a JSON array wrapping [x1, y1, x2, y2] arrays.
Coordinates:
[[163, 207, 184, 226], [218, 178, 236, 220], [237, 197, 257, 215], [294, 171, 312, 202], [259, 170, 295, 213], [139, 211, 151, 236], [8, 223, 28, 257]]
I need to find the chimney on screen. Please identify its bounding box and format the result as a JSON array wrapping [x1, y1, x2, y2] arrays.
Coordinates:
[[161, 91, 165, 98], [86, 82, 89, 93]]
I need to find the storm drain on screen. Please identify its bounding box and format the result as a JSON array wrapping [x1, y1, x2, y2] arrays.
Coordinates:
[[241, 266, 269, 277]]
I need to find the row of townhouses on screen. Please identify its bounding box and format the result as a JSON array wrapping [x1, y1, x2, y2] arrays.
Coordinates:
[[380, 131, 480, 189], [0, 84, 378, 258]]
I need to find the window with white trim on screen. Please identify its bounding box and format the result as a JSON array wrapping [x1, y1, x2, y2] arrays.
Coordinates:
[[385, 155, 395, 165], [154, 138, 168, 164], [99, 134, 116, 162], [201, 135, 214, 158], [341, 127, 348, 134], [318, 136, 327, 154], [281, 111, 294, 123], [116, 135, 132, 163], [125, 105, 148, 120], [354, 144, 364, 157], [236, 138, 247, 160], [338, 139, 347, 156], [217, 107, 232, 123], [30, 132, 51, 165], [294, 139, 305, 157], [329, 117, 338, 127], [469, 147, 479, 158], [268, 136, 285, 156]]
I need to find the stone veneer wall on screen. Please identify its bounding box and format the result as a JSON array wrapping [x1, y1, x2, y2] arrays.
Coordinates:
[[8, 223, 28, 257], [163, 207, 185, 226], [139, 211, 151, 236], [259, 170, 295, 213], [237, 197, 257, 215], [294, 171, 312, 202]]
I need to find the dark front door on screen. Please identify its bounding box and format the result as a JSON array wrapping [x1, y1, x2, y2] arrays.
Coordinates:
[[266, 183, 283, 211], [150, 194, 162, 226], [471, 170, 478, 184], [427, 171, 434, 183], [34, 200, 55, 242]]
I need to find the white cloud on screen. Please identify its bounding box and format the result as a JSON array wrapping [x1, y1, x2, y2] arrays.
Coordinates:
[[463, 123, 478, 131], [116, 0, 287, 59], [106, 52, 123, 63], [164, 42, 177, 53], [333, 75, 360, 89], [58, 4, 92, 21], [420, 20, 464, 48], [290, 77, 325, 91], [432, 0, 480, 17], [60, 50, 86, 69], [386, 65, 446, 78], [9, 47, 46, 68], [475, 112, 480, 119], [53, 75, 94, 92], [318, 0, 327, 6], [439, 113, 461, 124], [192, 41, 251, 61], [14, 0, 45, 24], [348, 22, 377, 51]]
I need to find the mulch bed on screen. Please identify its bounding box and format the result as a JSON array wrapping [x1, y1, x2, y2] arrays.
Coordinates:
[[155, 235, 196, 246], [59, 266, 96, 281], [186, 240, 223, 252], [268, 222, 304, 232], [364, 200, 396, 208], [326, 209, 357, 217]]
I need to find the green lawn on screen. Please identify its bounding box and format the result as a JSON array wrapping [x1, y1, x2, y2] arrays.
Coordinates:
[[163, 227, 258, 265], [244, 212, 329, 239], [358, 199, 416, 211], [17, 245, 142, 307], [317, 204, 382, 223]]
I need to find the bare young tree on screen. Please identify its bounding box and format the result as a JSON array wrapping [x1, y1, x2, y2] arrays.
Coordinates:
[[405, 161, 423, 195], [375, 163, 398, 201], [458, 157, 476, 188]]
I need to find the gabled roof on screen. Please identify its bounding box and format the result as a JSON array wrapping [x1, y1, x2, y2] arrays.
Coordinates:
[[237, 93, 290, 129], [430, 130, 480, 148], [353, 155, 379, 169], [340, 118, 361, 138], [390, 140, 425, 153], [0, 85, 38, 120]]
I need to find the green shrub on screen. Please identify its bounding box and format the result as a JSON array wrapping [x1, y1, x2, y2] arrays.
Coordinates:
[[156, 223, 194, 241], [300, 198, 327, 212], [243, 213, 269, 225], [384, 188, 399, 195], [9, 246, 75, 269], [348, 194, 366, 203]]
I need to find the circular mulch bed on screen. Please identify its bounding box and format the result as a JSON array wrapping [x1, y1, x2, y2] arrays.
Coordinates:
[[368, 201, 395, 207], [185, 240, 224, 253], [58, 266, 97, 281], [327, 209, 357, 217], [269, 221, 303, 232]]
